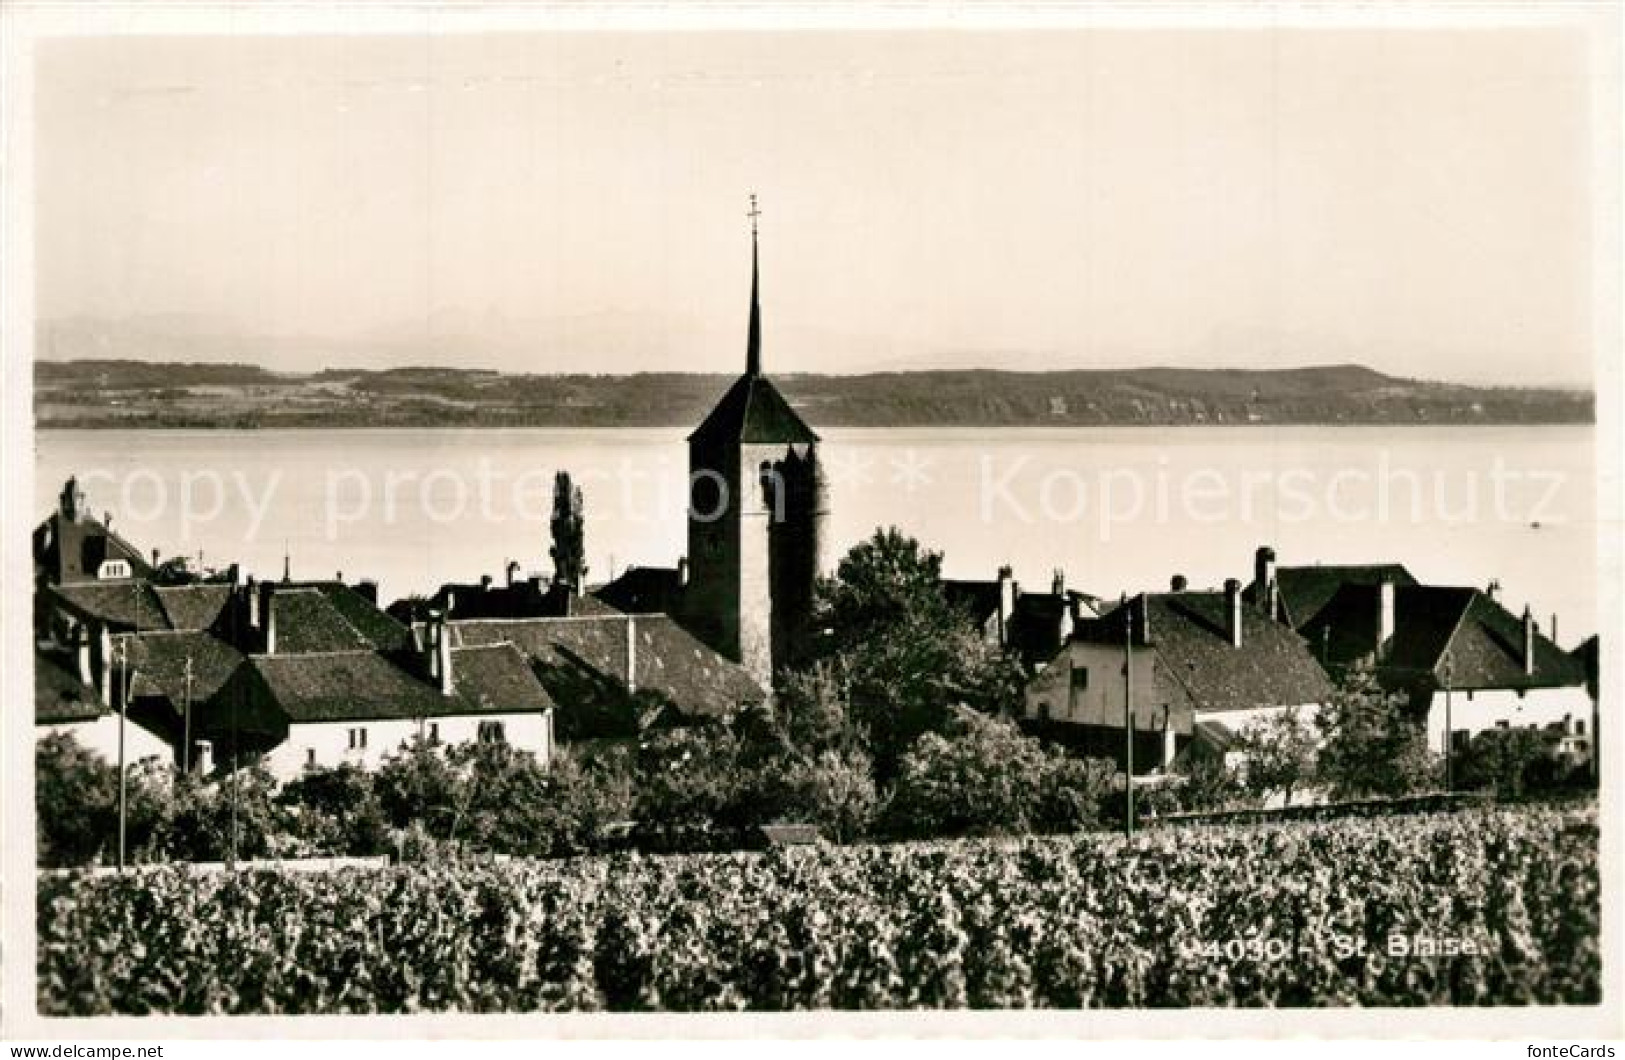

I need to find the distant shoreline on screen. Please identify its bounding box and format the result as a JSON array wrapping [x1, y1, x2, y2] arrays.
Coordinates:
[[34, 360, 1594, 430]]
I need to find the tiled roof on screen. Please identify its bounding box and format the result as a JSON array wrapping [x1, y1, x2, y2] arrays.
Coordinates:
[[410, 580, 622, 622], [269, 588, 373, 653], [443, 643, 556, 715], [153, 584, 233, 632], [280, 581, 414, 652], [1081, 592, 1334, 714], [247, 645, 552, 724], [593, 567, 684, 615], [35, 649, 105, 724], [48, 580, 171, 631], [688, 374, 819, 445], [1248, 564, 1418, 629], [125, 630, 244, 706], [450, 614, 764, 724], [1300, 584, 1584, 691]]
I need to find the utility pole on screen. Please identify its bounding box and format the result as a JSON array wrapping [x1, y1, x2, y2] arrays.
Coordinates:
[[1124, 604, 1135, 840], [1443, 651, 1455, 791], [116, 636, 128, 872], [182, 654, 194, 774]]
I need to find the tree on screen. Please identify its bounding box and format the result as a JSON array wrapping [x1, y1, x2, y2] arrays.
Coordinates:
[[278, 762, 390, 856], [36, 732, 116, 867], [811, 528, 1025, 774], [1238, 707, 1319, 807], [885, 706, 1106, 839], [549, 470, 587, 592], [1456, 726, 1561, 798], [164, 765, 289, 862], [534, 744, 637, 856], [374, 736, 465, 837], [1315, 667, 1439, 799]]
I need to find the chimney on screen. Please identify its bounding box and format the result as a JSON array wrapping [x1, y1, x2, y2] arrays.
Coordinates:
[[428, 610, 453, 694], [996, 565, 1016, 646], [1486, 578, 1501, 602], [480, 574, 493, 590], [335, 570, 343, 583], [625, 615, 637, 694], [1377, 580, 1396, 660], [1523, 606, 1535, 676], [1254, 546, 1278, 618], [75, 623, 92, 686], [227, 562, 241, 586], [1224, 578, 1243, 648], [506, 560, 521, 587], [97, 624, 113, 706], [1052, 568, 1065, 597], [356, 579, 378, 604], [1170, 574, 1188, 592], [104, 512, 114, 533], [245, 576, 261, 631]]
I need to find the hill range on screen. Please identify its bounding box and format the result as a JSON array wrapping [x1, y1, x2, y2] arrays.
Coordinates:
[[34, 360, 1592, 430]]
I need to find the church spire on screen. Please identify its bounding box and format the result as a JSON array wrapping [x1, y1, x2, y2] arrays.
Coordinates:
[[746, 194, 761, 377]]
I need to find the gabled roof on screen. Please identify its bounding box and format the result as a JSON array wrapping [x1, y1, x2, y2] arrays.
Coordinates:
[[124, 630, 244, 706], [246, 644, 552, 724], [593, 566, 684, 615], [153, 584, 233, 632], [48, 580, 171, 631], [34, 509, 155, 585], [688, 373, 819, 445], [1080, 592, 1334, 714], [1249, 563, 1418, 629], [269, 588, 373, 653], [35, 649, 105, 725], [449, 614, 764, 722], [278, 581, 414, 652], [1300, 584, 1584, 690]]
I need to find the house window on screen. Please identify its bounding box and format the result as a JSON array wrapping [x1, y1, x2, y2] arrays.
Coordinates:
[[477, 720, 506, 744], [348, 727, 368, 750], [429, 722, 440, 743], [306, 748, 316, 768], [1070, 667, 1089, 691], [1450, 730, 1469, 752], [1576, 719, 1586, 736], [1036, 702, 1051, 723]]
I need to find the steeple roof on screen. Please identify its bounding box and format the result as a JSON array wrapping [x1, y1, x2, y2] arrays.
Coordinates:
[[689, 198, 819, 446], [689, 373, 819, 445]]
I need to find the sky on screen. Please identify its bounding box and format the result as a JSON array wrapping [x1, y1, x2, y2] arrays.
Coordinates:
[[34, 28, 1599, 385]]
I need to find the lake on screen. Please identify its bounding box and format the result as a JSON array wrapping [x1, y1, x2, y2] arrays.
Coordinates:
[[34, 424, 1599, 644]]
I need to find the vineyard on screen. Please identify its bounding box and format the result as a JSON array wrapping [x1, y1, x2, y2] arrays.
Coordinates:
[[38, 804, 1599, 1013]]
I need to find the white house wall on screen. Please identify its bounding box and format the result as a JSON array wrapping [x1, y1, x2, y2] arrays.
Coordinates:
[[262, 711, 553, 782], [40, 715, 173, 767], [1423, 684, 1593, 757]]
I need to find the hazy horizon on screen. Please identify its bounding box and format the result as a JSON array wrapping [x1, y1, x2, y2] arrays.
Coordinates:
[[37, 29, 1600, 387]]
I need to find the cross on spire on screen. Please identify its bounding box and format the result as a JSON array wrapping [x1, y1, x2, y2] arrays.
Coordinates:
[[747, 193, 761, 237]]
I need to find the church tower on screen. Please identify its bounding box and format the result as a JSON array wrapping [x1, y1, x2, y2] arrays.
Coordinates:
[[684, 198, 828, 688]]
